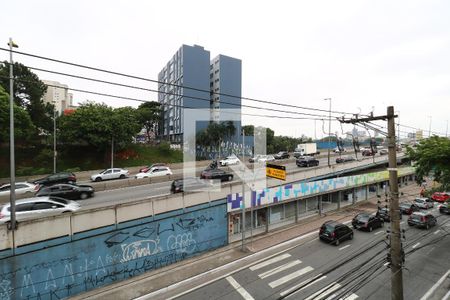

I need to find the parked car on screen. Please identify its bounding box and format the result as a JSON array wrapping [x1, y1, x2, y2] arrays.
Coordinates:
[[431, 192, 450, 203], [36, 184, 95, 200], [375, 207, 402, 222], [200, 169, 233, 182], [399, 202, 420, 215], [90, 168, 129, 182], [0, 182, 39, 197], [33, 172, 77, 186], [362, 149, 376, 156], [219, 154, 240, 166], [379, 149, 388, 156], [439, 201, 450, 214], [413, 197, 434, 209], [296, 156, 319, 167], [170, 178, 213, 193], [407, 212, 437, 229], [274, 151, 290, 159], [336, 156, 356, 164], [135, 166, 172, 179], [138, 163, 167, 173], [0, 196, 80, 224], [351, 213, 383, 232], [319, 220, 353, 246]]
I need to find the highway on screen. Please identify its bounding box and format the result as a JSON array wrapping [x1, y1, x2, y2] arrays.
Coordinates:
[[175, 205, 450, 300]]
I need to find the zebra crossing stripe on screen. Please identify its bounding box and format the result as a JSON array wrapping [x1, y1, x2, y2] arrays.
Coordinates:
[[258, 260, 302, 279], [269, 266, 314, 288], [249, 253, 291, 271]]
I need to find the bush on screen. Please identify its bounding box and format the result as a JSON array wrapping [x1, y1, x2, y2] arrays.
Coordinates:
[[65, 167, 81, 173]]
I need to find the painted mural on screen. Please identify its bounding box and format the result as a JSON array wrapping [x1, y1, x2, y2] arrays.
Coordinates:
[[227, 167, 415, 211], [0, 204, 227, 300]]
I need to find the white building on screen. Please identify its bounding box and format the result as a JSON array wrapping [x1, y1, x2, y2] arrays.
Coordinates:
[[42, 80, 73, 115]]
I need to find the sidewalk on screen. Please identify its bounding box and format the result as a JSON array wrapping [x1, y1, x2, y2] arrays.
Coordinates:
[[72, 183, 423, 300]]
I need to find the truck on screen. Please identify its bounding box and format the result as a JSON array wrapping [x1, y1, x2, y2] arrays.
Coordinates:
[[293, 143, 320, 158]]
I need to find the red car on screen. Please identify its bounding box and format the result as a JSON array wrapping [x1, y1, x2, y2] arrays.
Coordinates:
[[431, 192, 450, 203], [138, 163, 167, 173]]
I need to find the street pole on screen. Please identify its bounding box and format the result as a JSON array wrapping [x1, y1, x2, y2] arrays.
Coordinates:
[[428, 116, 432, 137], [324, 98, 332, 167], [241, 128, 246, 251], [53, 103, 57, 174], [387, 106, 403, 300], [111, 136, 114, 169], [446, 120, 448, 138], [8, 38, 18, 231]]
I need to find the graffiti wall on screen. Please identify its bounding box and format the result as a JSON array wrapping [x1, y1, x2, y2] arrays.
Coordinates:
[[227, 167, 415, 211], [0, 203, 227, 299]]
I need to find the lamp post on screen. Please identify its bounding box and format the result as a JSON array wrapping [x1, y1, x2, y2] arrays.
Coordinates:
[[8, 38, 18, 231], [53, 101, 57, 173], [324, 98, 332, 167], [428, 116, 432, 137]]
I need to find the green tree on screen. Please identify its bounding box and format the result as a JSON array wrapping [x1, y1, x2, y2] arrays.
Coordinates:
[[0, 85, 35, 144], [406, 136, 450, 190], [242, 125, 254, 136], [136, 101, 161, 143], [0, 62, 53, 132]]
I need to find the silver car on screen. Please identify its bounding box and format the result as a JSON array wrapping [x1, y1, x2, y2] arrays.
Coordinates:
[[0, 196, 80, 224], [90, 168, 129, 182], [0, 182, 38, 197], [414, 197, 434, 209]]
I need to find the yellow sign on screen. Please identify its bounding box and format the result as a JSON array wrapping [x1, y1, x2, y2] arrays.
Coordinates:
[[266, 163, 286, 181]]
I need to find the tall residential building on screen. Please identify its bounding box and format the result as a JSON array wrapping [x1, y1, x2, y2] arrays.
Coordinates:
[[158, 44, 242, 143], [42, 80, 73, 115]]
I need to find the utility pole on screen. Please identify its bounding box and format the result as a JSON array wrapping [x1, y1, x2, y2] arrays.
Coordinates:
[[241, 128, 246, 251], [340, 106, 403, 299], [324, 98, 332, 167], [111, 136, 114, 169], [53, 101, 57, 174]]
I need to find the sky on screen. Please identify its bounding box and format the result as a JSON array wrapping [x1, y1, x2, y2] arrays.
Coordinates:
[[1, 0, 450, 139]]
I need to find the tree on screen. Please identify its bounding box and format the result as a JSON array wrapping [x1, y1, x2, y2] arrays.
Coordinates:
[[136, 101, 161, 143], [0, 62, 53, 132], [0, 86, 35, 144], [242, 125, 254, 136], [406, 136, 450, 190]]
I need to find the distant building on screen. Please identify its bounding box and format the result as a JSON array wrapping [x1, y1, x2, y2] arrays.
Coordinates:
[[42, 80, 73, 115]]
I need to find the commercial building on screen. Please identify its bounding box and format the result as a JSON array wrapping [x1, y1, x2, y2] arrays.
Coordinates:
[[42, 80, 74, 115]]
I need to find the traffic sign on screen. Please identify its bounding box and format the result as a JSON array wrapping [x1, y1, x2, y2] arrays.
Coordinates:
[[266, 163, 286, 180]]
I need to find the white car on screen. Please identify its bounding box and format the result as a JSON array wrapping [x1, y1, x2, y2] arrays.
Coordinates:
[[0, 182, 38, 197], [90, 168, 129, 182], [0, 196, 80, 224], [258, 155, 276, 163], [135, 166, 173, 179], [413, 197, 434, 209], [219, 155, 240, 166]]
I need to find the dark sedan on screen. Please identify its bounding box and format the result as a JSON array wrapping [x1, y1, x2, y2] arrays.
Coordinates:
[[336, 156, 356, 164], [376, 207, 402, 222], [296, 156, 319, 167], [36, 184, 94, 200], [399, 202, 420, 215], [171, 178, 213, 193], [33, 172, 77, 186], [274, 151, 290, 159], [351, 213, 383, 232], [439, 202, 450, 214], [200, 169, 233, 182]]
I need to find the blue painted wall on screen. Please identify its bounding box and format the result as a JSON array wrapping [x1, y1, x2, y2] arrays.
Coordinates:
[[0, 202, 228, 299]]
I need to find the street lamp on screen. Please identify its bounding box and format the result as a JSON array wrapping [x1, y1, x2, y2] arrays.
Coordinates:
[[324, 98, 332, 167], [428, 116, 432, 137], [52, 101, 57, 173], [8, 38, 18, 231]]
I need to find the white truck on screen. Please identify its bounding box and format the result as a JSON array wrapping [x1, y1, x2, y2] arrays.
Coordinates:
[[294, 143, 320, 158]]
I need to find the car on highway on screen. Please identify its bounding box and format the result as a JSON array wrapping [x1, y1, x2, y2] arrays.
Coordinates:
[[399, 202, 420, 215], [333, 147, 347, 153], [33, 172, 77, 186], [362, 149, 376, 156], [258, 155, 275, 163], [407, 212, 437, 229], [135, 166, 172, 179], [200, 169, 233, 182], [352, 213, 383, 231], [413, 197, 434, 209], [138, 163, 167, 173], [296, 156, 319, 167], [274, 151, 290, 159], [319, 220, 353, 246], [219, 154, 240, 166], [36, 184, 95, 200], [336, 156, 356, 164], [431, 192, 450, 203], [375, 207, 402, 222], [0, 196, 81, 224], [170, 178, 213, 193], [0, 182, 39, 197], [378, 148, 388, 155], [439, 201, 450, 214], [249, 155, 262, 163], [90, 168, 129, 182]]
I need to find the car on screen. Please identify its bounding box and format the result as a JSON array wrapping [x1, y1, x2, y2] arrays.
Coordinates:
[[375, 207, 402, 222], [319, 220, 353, 246], [0, 182, 39, 197], [138, 163, 167, 173], [431, 192, 450, 203], [0, 196, 81, 224], [413, 197, 434, 209], [33, 172, 77, 186], [200, 169, 234, 182], [336, 156, 356, 164], [333, 147, 347, 153], [249, 155, 262, 163], [407, 212, 437, 229], [399, 202, 420, 215], [439, 201, 450, 214], [296, 156, 319, 167], [219, 154, 240, 166], [379, 149, 388, 155], [170, 178, 213, 193], [135, 166, 172, 179], [90, 168, 129, 182], [362, 149, 376, 156], [35, 184, 95, 200], [258, 155, 275, 163], [351, 213, 383, 232], [274, 151, 290, 159]]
